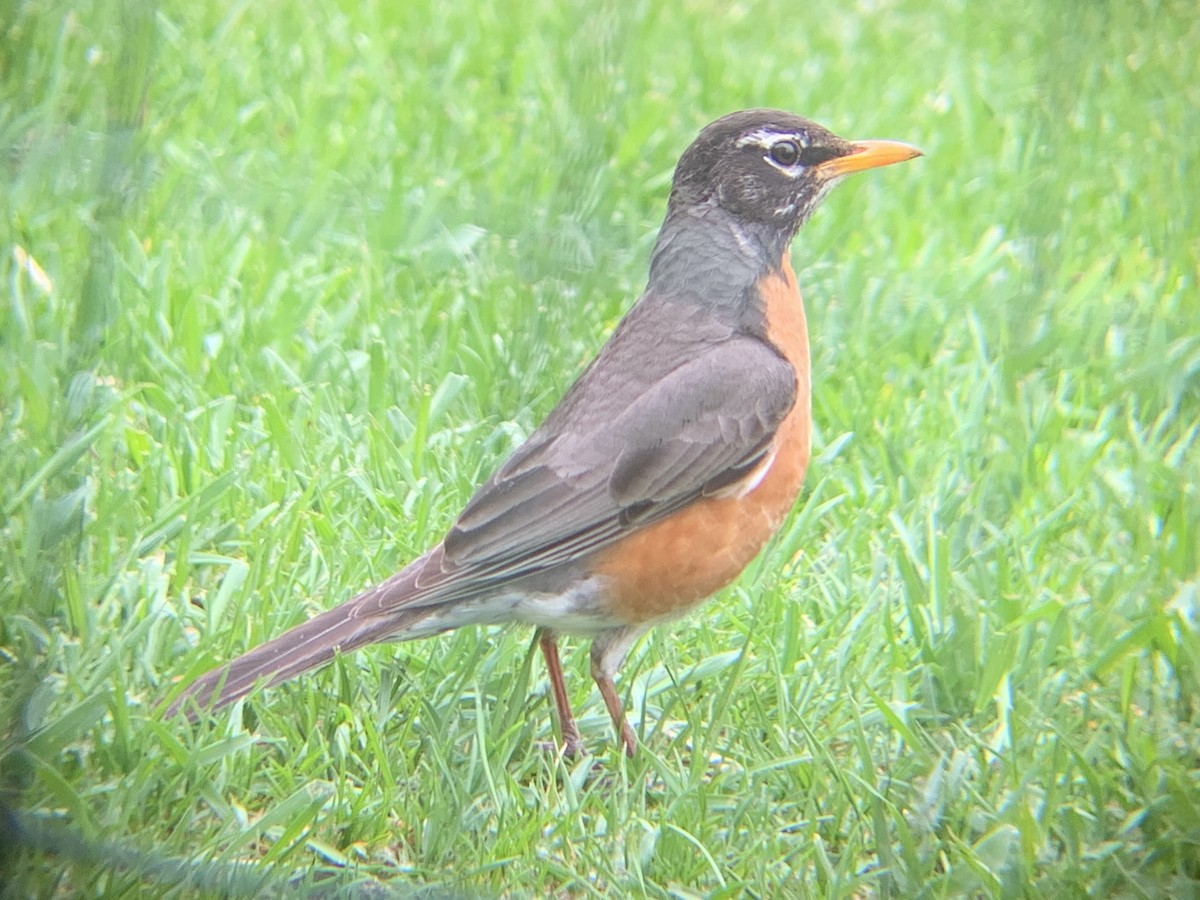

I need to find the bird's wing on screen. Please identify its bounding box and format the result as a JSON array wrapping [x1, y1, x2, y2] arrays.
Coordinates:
[[357, 296, 798, 612]]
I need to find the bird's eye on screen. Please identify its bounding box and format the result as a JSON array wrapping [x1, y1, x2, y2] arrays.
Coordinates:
[[769, 140, 801, 167]]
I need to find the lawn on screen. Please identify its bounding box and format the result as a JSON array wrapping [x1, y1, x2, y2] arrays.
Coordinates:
[[2, 0, 1198, 896]]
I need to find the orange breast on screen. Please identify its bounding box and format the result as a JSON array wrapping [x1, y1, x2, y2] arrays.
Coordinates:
[[594, 256, 812, 624]]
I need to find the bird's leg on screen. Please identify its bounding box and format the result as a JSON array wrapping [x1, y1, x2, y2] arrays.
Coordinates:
[[590, 627, 648, 758], [537, 630, 585, 758], [594, 672, 636, 759]]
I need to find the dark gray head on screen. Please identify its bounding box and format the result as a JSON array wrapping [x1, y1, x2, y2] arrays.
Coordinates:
[[668, 109, 922, 238]]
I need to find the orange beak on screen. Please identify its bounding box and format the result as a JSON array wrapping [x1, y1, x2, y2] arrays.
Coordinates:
[[816, 139, 923, 178]]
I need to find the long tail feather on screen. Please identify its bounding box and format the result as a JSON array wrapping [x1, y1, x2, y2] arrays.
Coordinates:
[[165, 552, 453, 719], [165, 600, 436, 719]]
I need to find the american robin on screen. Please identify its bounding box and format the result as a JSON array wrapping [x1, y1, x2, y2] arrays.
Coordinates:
[[168, 109, 921, 757]]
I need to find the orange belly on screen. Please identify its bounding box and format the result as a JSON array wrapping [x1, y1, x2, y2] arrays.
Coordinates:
[[593, 257, 812, 623]]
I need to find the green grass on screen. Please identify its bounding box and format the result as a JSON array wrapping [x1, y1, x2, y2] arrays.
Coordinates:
[[3, 0, 1199, 896]]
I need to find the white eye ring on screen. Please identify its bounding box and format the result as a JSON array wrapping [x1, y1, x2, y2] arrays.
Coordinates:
[[769, 140, 801, 167]]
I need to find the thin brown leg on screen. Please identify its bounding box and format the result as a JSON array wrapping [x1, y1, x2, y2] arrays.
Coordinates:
[[538, 630, 585, 758], [594, 672, 637, 758], [590, 627, 645, 758]]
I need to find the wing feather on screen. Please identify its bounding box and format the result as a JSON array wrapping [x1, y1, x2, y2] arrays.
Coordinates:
[[361, 295, 798, 616]]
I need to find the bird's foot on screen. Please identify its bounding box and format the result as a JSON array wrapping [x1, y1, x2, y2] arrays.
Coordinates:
[[535, 737, 588, 760]]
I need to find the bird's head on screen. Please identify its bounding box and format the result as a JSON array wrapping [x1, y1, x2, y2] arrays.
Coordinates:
[[668, 109, 922, 237]]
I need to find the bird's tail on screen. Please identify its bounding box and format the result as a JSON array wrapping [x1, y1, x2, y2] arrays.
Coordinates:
[[165, 552, 452, 719]]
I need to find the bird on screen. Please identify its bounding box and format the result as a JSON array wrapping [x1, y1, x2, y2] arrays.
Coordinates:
[[167, 109, 921, 757]]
